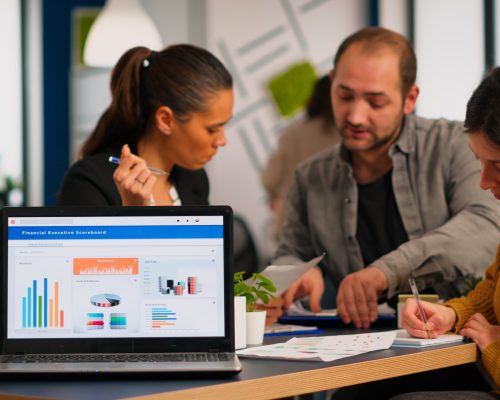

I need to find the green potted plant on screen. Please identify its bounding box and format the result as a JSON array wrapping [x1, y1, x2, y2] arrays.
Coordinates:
[[234, 271, 277, 311], [234, 271, 277, 346]]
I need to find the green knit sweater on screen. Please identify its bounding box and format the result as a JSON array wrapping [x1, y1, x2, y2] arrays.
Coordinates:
[[446, 245, 500, 392]]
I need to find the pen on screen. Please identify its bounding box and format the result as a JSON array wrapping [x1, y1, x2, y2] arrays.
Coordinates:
[[108, 156, 169, 177], [408, 275, 431, 339]]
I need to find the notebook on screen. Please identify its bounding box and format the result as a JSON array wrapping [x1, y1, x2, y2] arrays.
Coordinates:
[[392, 329, 464, 347], [0, 205, 241, 375]]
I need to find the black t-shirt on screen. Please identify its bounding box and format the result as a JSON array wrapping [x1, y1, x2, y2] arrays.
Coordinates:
[[356, 169, 408, 267]]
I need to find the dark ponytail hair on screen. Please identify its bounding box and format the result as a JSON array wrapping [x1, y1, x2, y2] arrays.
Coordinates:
[[306, 75, 334, 125], [80, 44, 233, 158]]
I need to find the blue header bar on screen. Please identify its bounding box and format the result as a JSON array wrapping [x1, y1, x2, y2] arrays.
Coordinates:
[[8, 225, 223, 240]]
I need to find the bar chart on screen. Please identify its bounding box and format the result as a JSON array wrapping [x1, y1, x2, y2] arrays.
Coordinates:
[[22, 278, 65, 329], [148, 306, 177, 329]]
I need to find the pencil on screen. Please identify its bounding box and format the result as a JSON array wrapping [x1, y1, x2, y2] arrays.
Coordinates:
[[108, 156, 169, 177]]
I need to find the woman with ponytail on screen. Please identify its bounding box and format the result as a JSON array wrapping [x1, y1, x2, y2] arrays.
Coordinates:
[[57, 44, 233, 206]]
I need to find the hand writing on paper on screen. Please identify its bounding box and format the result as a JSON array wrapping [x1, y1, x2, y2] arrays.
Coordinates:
[[401, 298, 457, 338], [113, 144, 156, 206], [460, 313, 500, 352], [256, 297, 284, 325], [282, 266, 324, 313], [336, 266, 388, 329]]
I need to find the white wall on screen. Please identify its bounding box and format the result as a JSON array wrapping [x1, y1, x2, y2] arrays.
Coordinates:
[[496, 0, 500, 66], [379, 0, 409, 36], [25, 0, 44, 206], [0, 0, 23, 194], [143, 0, 190, 44], [414, 0, 485, 121]]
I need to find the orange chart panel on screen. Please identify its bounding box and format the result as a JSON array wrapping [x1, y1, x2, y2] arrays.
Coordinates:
[[73, 258, 139, 275]]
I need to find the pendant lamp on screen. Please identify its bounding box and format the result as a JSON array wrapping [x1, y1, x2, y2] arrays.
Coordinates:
[[83, 0, 162, 68]]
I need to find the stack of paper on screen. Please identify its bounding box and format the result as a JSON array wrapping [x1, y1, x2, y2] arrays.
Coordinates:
[[237, 329, 465, 362], [392, 329, 463, 347], [237, 331, 397, 362]]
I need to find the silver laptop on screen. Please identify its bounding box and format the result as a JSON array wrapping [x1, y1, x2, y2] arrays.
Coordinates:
[[0, 205, 241, 375]]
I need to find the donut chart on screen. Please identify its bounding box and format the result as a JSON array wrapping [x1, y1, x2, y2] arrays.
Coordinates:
[[90, 293, 121, 307]]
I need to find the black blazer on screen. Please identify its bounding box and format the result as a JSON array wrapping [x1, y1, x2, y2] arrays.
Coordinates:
[[57, 150, 209, 206]]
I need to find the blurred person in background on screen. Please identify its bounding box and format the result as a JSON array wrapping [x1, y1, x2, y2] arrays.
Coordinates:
[[262, 75, 340, 241]]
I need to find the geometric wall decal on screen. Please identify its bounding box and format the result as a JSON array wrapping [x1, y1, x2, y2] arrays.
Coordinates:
[[267, 61, 317, 117]]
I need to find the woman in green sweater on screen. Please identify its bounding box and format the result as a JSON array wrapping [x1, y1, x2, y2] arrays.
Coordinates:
[[397, 67, 500, 399]]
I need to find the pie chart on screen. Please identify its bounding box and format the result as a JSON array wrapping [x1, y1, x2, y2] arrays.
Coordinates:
[[90, 293, 121, 307]]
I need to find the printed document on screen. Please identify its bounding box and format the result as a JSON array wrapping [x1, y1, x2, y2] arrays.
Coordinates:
[[236, 330, 397, 362]]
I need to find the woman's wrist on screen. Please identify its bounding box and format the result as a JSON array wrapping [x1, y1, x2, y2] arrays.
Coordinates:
[[443, 305, 458, 331]]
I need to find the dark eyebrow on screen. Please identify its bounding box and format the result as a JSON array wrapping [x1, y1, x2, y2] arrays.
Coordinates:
[[337, 84, 388, 98], [209, 117, 232, 128], [468, 143, 500, 162], [337, 84, 354, 92], [365, 92, 388, 98]]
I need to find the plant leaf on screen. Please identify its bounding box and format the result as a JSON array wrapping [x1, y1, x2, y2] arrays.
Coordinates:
[[234, 282, 250, 297], [241, 292, 255, 305], [233, 271, 245, 284], [256, 291, 270, 304], [258, 281, 277, 293], [252, 273, 272, 284], [235, 271, 277, 308]]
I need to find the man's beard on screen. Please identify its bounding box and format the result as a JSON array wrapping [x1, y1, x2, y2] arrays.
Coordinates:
[[340, 117, 404, 152]]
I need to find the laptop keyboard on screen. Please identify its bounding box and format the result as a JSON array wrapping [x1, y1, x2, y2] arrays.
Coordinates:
[[1, 353, 235, 363]]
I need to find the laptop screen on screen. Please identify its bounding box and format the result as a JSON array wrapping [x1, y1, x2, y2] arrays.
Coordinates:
[[4, 209, 228, 341]]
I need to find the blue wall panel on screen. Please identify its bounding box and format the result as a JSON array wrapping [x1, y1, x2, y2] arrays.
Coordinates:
[[42, 0, 104, 205]]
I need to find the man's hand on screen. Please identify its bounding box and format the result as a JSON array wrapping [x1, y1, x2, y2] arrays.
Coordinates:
[[336, 266, 388, 329], [282, 266, 324, 312], [460, 313, 500, 352], [255, 297, 284, 326]]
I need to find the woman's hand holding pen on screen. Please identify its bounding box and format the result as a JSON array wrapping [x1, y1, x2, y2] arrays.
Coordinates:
[[401, 298, 457, 339], [113, 144, 157, 206]]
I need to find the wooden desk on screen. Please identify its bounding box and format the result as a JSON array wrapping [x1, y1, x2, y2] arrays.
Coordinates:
[[0, 336, 477, 400], [129, 341, 478, 400]]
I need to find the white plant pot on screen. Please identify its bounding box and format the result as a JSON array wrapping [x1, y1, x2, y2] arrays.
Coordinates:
[[246, 310, 266, 345], [234, 296, 247, 349]]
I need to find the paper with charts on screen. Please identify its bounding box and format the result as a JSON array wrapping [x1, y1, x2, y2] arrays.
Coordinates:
[[236, 330, 397, 362]]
